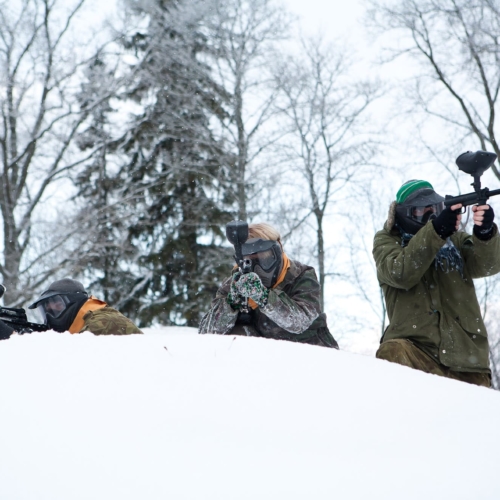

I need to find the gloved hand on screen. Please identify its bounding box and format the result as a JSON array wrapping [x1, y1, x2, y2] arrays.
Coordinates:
[[227, 272, 245, 310], [0, 319, 15, 340], [473, 204, 495, 240], [234, 272, 269, 308], [432, 205, 461, 239]]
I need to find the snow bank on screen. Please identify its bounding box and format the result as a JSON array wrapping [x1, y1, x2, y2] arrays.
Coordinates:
[[0, 327, 498, 500]]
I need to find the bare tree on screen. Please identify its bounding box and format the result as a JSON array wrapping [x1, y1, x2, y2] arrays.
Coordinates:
[[209, 0, 291, 220], [0, 0, 111, 305], [274, 38, 379, 308], [368, 0, 500, 178], [346, 185, 390, 338]]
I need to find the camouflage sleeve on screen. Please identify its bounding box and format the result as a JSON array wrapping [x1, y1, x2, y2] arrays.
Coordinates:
[[460, 225, 500, 278], [198, 276, 239, 335], [373, 222, 445, 290], [80, 307, 143, 335], [260, 269, 320, 334]]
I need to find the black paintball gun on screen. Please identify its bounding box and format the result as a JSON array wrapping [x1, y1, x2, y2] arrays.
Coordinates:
[[226, 220, 251, 314], [226, 220, 250, 272], [0, 284, 48, 334], [444, 150, 500, 210]]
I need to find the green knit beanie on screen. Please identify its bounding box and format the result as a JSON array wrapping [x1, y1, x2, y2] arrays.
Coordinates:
[[396, 180, 434, 204]]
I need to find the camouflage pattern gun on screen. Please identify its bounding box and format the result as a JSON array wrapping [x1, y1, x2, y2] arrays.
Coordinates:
[[444, 150, 500, 209], [0, 284, 48, 334]]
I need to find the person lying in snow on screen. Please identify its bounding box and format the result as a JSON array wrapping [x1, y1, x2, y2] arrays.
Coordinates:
[[373, 180, 500, 387], [26, 279, 143, 336], [199, 222, 338, 348], [0, 278, 143, 338]]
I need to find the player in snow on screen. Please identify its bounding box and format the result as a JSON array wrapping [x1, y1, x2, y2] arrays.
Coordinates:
[[26, 278, 143, 336], [199, 222, 338, 348], [373, 180, 500, 387]]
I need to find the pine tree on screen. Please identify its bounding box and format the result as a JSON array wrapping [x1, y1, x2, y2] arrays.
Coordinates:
[[75, 0, 235, 327], [74, 57, 141, 306]]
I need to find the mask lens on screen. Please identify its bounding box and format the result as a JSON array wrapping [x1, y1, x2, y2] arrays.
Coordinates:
[[411, 203, 444, 223], [36, 304, 47, 324], [243, 249, 277, 272], [40, 295, 69, 320]]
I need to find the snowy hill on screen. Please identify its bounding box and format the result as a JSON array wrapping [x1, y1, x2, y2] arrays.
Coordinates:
[[0, 327, 499, 500]]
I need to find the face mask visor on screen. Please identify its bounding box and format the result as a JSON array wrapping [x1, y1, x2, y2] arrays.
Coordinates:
[[36, 294, 71, 324], [241, 239, 281, 272], [239, 238, 283, 287], [409, 202, 445, 224], [242, 248, 279, 273]]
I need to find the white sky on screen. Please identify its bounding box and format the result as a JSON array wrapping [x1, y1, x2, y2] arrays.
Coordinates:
[[284, 0, 364, 38]]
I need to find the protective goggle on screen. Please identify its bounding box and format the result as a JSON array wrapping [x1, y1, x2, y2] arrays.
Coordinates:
[[408, 202, 445, 223], [242, 247, 280, 272], [36, 294, 71, 323]]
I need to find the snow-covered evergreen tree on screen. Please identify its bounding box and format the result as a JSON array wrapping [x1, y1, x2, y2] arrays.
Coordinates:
[[74, 0, 235, 327], [73, 57, 140, 307]]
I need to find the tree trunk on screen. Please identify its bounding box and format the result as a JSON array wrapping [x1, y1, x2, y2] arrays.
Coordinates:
[[315, 211, 325, 310]]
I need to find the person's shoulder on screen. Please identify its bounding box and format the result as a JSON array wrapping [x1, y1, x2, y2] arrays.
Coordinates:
[[288, 259, 313, 274], [287, 259, 318, 281], [374, 224, 401, 246], [375, 225, 396, 239], [82, 306, 143, 335]]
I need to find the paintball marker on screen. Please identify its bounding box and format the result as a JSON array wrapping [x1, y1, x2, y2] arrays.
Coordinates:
[[225, 220, 251, 314], [444, 150, 500, 210], [226, 220, 250, 273], [0, 284, 48, 334]]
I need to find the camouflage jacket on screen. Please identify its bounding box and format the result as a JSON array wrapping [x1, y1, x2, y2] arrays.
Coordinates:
[[199, 259, 338, 348], [373, 221, 500, 372], [79, 306, 143, 336]]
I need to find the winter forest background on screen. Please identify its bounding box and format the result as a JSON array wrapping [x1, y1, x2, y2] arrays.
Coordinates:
[[1, 0, 500, 386]]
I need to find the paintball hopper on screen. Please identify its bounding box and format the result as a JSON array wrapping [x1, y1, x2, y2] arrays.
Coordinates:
[[226, 220, 249, 269], [226, 220, 249, 247], [0, 284, 5, 300], [456, 150, 497, 177], [445, 150, 500, 208]]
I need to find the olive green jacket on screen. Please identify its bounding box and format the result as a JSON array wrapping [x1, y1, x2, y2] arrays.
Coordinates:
[[199, 260, 338, 348], [79, 306, 143, 336], [373, 220, 500, 372]]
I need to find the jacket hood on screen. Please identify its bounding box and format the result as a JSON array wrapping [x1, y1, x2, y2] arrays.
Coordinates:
[[385, 201, 397, 231]]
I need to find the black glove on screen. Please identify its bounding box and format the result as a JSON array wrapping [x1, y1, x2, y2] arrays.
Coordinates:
[[432, 207, 460, 239], [473, 205, 495, 240], [0, 319, 15, 340]]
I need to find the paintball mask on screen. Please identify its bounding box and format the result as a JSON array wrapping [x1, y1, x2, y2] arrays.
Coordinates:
[[240, 238, 283, 288], [33, 294, 73, 323], [395, 181, 445, 235], [28, 279, 89, 332]]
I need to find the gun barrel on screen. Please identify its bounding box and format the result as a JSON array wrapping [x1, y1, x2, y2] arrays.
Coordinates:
[[0, 306, 47, 332], [0, 306, 28, 321], [444, 192, 483, 207], [226, 220, 249, 269], [445, 188, 500, 207]]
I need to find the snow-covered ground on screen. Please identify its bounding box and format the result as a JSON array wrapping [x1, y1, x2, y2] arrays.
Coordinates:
[[0, 327, 499, 500]]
